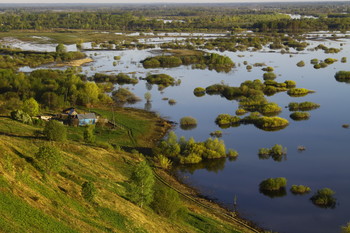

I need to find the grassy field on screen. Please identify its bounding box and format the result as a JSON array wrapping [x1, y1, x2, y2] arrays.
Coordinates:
[[0, 112, 246, 233]]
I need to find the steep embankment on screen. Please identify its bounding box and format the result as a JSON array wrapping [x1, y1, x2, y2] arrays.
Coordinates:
[[0, 112, 255, 233]]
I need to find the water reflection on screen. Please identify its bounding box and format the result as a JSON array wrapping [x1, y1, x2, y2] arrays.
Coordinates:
[[258, 154, 287, 162], [259, 188, 287, 198], [175, 157, 227, 174]]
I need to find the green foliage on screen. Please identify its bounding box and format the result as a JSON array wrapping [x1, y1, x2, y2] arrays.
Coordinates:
[[55, 43, 67, 53], [151, 185, 184, 218], [288, 101, 320, 111], [10, 109, 32, 125], [93, 73, 138, 85], [127, 161, 155, 208], [193, 87, 206, 97], [227, 149, 239, 158], [259, 177, 287, 191], [144, 92, 152, 102], [284, 80, 296, 88], [145, 74, 175, 87], [287, 88, 314, 96], [180, 116, 197, 126], [255, 116, 289, 129], [290, 185, 311, 194], [43, 120, 67, 141], [81, 181, 96, 202], [262, 66, 274, 72], [154, 154, 172, 169], [22, 98, 39, 117], [259, 102, 282, 115], [335, 71, 350, 81], [35, 145, 63, 174], [263, 72, 277, 80], [210, 130, 223, 137], [341, 222, 350, 233], [341, 57, 347, 63], [216, 114, 241, 126], [296, 61, 305, 67], [83, 125, 95, 143], [310, 188, 336, 208], [324, 58, 337, 64], [311, 58, 319, 64], [290, 112, 310, 121], [112, 88, 141, 104], [235, 108, 247, 115]]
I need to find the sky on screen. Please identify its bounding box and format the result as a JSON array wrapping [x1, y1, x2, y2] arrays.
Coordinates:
[[0, 0, 345, 3]]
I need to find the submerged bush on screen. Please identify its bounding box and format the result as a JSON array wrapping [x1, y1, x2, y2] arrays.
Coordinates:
[[145, 74, 175, 87], [290, 185, 311, 194], [296, 61, 305, 67], [180, 116, 197, 126], [288, 102, 320, 111], [260, 177, 287, 191], [287, 88, 314, 96], [310, 188, 336, 208], [263, 72, 277, 80], [215, 114, 241, 126], [335, 71, 350, 82], [255, 116, 289, 129], [290, 112, 310, 121], [193, 87, 206, 97]]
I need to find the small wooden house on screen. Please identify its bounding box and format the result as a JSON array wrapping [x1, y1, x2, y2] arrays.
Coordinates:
[[76, 113, 97, 126]]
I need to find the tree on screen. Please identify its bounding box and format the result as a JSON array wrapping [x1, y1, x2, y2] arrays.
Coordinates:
[[84, 125, 95, 143], [144, 92, 152, 103], [151, 185, 184, 218], [81, 181, 96, 202], [10, 110, 32, 124], [35, 145, 63, 174], [22, 97, 39, 117], [56, 43, 67, 53], [127, 161, 155, 208], [43, 120, 67, 141]]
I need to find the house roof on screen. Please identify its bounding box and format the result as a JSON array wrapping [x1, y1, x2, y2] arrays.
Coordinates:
[[77, 113, 97, 120]]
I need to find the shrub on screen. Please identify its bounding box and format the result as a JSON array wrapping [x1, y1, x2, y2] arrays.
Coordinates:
[[341, 57, 347, 63], [215, 114, 240, 126], [246, 65, 252, 70], [112, 88, 141, 104], [22, 98, 39, 117], [296, 61, 305, 67], [145, 74, 175, 87], [284, 80, 296, 88], [262, 66, 274, 72], [313, 64, 321, 69], [10, 110, 32, 124], [335, 71, 350, 80], [180, 116, 197, 128], [193, 87, 206, 97], [255, 116, 289, 129], [151, 185, 184, 218], [258, 144, 286, 156], [210, 130, 223, 137], [235, 108, 247, 115], [288, 101, 320, 111], [287, 88, 314, 96], [84, 125, 95, 143], [290, 185, 311, 194], [259, 177, 287, 191], [155, 154, 172, 169], [311, 58, 318, 64], [259, 102, 282, 115], [227, 149, 238, 158], [290, 112, 310, 121], [310, 188, 336, 208], [81, 181, 97, 202], [43, 120, 67, 141], [324, 58, 337, 64], [341, 222, 350, 233], [35, 145, 63, 174], [263, 72, 277, 80]]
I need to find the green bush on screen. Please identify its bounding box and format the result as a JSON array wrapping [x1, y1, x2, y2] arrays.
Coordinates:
[[263, 72, 277, 80], [155, 154, 172, 169], [284, 80, 296, 88], [227, 149, 238, 158], [43, 120, 67, 141], [10, 110, 32, 125], [324, 58, 337, 64], [151, 185, 184, 218], [215, 114, 240, 126], [287, 88, 314, 96], [341, 57, 347, 63], [84, 125, 95, 143], [335, 71, 350, 80], [259, 102, 282, 115], [145, 74, 175, 87], [259, 177, 287, 191], [288, 101, 320, 111], [180, 116, 197, 126], [311, 58, 319, 64], [262, 66, 274, 72], [290, 112, 310, 121], [290, 185, 311, 194], [296, 61, 305, 67], [235, 108, 247, 115], [35, 145, 63, 174], [81, 181, 97, 202], [193, 87, 206, 97], [258, 144, 286, 156], [255, 116, 289, 129], [310, 188, 336, 208]]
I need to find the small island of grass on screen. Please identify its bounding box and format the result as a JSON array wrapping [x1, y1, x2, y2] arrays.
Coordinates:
[[290, 185, 311, 195], [310, 188, 337, 208], [260, 177, 287, 191]]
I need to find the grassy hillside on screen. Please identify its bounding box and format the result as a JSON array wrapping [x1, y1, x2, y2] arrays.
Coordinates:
[[0, 112, 251, 233]]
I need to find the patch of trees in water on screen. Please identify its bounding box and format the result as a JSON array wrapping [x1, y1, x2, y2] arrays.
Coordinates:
[[92, 73, 139, 85], [141, 52, 234, 72], [155, 131, 238, 164], [0, 47, 85, 69], [290, 112, 311, 121], [288, 101, 320, 111], [258, 144, 287, 162], [335, 71, 350, 83]]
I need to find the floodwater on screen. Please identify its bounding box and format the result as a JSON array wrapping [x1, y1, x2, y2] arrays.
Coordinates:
[[13, 34, 350, 233]]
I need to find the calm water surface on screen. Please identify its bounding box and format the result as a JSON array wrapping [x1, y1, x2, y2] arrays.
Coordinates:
[[17, 36, 350, 233]]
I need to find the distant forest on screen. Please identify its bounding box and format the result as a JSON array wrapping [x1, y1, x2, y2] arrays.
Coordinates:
[[0, 2, 350, 32]]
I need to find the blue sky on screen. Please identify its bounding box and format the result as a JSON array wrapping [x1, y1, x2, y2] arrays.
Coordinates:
[[0, 0, 344, 3]]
